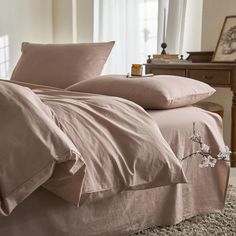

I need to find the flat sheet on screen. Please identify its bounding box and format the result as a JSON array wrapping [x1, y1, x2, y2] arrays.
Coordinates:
[[148, 106, 229, 186], [0, 106, 229, 236], [148, 106, 225, 163]]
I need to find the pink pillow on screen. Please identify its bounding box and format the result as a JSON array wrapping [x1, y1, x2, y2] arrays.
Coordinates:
[[67, 75, 216, 109], [11, 42, 114, 88]]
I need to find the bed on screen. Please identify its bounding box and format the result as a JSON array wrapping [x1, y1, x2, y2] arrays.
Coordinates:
[[0, 42, 230, 236]]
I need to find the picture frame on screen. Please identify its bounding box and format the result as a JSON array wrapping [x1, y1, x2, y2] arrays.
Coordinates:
[[212, 15, 236, 62]]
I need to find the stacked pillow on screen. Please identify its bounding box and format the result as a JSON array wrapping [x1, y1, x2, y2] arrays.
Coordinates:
[[67, 74, 215, 109]]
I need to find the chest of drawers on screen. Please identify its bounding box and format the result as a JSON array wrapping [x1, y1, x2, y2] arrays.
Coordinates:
[[145, 63, 233, 86]]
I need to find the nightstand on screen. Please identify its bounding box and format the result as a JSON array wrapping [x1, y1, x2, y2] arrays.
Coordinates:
[[146, 62, 236, 166]]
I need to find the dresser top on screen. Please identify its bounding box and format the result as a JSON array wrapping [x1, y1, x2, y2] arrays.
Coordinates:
[[145, 62, 236, 68]]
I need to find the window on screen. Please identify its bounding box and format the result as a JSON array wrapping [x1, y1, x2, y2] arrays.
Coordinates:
[[94, 0, 188, 74], [94, 0, 160, 74], [0, 35, 9, 79]]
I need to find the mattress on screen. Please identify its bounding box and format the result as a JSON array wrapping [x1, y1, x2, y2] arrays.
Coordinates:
[[0, 106, 229, 236]]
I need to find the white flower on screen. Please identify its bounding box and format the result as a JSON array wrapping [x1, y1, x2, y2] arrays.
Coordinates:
[[190, 133, 201, 143], [199, 157, 209, 168], [186, 123, 232, 168], [199, 156, 217, 168], [217, 146, 231, 161], [200, 144, 210, 153], [208, 156, 217, 167]]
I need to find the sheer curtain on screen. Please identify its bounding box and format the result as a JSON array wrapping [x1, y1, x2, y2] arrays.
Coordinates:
[[166, 0, 187, 53], [94, 0, 187, 74]]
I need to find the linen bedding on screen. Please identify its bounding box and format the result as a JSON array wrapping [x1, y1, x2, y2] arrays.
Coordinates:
[[67, 74, 216, 109], [0, 82, 84, 216], [0, 104, 229, 236], [0, 81, 186, 216], [3, 40, 229, 235]]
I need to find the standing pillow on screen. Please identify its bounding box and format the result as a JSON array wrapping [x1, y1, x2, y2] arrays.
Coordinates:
[[11, 41, 115, 88], [67, 74, 216, 109]]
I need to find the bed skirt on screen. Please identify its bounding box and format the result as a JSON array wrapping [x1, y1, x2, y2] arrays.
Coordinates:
[[0, 160, 229, 236]]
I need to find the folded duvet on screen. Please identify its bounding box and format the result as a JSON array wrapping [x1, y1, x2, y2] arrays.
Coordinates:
[[0, 81, 186, 215], [0, 82, 84, 216]]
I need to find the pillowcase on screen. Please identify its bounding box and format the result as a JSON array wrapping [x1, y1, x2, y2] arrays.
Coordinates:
[[10, 41, 115, 88], [0, 81, 84, 216], [67, 74, 216, 109]]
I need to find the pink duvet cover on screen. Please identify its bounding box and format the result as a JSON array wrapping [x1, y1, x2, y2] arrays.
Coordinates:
[[0, 81, 186, 215]]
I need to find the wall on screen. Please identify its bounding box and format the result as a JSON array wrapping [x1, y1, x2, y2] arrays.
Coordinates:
[[201, 0, 236, 50], [52, 0, 73, 43], [0, 0, 93, 77], [201, 0, 236, 145], [51, 0, 93, 43], [0, 0, 53, 77]]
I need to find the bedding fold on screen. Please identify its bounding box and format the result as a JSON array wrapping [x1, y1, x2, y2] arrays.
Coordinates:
[[0, 82, 84, 216]]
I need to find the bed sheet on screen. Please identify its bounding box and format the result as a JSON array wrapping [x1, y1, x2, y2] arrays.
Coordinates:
[[148, 106, 226, 170]]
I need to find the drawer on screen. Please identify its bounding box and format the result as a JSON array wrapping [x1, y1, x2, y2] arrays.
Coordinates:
[[149, 68, 186, 77], [188, 69, 231, 86]]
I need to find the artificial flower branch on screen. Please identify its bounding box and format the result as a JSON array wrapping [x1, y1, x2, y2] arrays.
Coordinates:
[[182, 122, 231, 168]]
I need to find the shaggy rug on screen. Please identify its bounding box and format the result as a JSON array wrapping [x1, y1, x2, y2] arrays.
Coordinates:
[[131, 185, 236, 236]]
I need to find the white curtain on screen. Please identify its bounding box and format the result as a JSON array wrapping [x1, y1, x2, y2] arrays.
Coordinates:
[[166, 0, 187, 53], [94, 0, 187, 74]]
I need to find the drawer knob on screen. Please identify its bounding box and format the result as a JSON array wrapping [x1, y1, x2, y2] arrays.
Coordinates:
[[203, 75, 213, 80]]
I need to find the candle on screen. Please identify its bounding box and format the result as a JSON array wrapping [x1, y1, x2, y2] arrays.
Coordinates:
[[163, 8, 166, 43]]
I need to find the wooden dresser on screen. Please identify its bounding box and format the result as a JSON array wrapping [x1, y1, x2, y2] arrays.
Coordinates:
[[146, 62, 236, 166]]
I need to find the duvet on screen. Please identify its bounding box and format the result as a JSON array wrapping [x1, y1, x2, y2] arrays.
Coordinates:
[[0, 81, 186, 216]]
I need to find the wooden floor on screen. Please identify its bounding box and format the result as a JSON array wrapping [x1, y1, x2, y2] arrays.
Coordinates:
[[229, 168, 236, 186]]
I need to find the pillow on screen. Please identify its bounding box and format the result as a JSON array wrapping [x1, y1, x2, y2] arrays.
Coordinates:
[[0, 81, 84, 216], [10, 41, 115, 88], [67, 74, 216, 109]]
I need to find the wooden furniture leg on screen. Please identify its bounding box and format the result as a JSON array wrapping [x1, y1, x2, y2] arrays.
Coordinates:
[[231, 92, 236, 167]]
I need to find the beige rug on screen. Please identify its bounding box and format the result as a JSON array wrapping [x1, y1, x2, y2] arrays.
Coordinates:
[[131, 186, 236, 236]]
